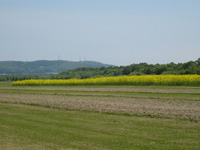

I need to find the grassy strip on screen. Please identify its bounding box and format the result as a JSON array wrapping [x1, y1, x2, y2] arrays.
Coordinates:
[[0, 101, 198, 122], [0, 81, 12, 87], [1, 102, 200, 150], [1, 88, 200, 101]]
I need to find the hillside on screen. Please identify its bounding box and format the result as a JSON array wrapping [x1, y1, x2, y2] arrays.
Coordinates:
[[0, 58, 199, 81], [0, 60, 112, 75]]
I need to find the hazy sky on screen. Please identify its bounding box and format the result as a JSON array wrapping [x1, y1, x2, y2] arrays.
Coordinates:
[[0, 0, 200, 66]]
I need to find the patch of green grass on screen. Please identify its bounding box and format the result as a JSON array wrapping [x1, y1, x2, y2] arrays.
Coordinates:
[[0, 81, 12, 87], [1, 103, 200, 150]]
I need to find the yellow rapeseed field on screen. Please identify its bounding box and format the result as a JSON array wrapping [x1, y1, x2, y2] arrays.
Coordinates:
[[12, 75, 200, 86]]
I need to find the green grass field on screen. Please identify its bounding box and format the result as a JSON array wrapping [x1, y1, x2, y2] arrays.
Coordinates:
[[0, 82, 200, 149]]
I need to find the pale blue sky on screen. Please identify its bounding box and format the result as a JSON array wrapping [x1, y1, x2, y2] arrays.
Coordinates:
[[0, 0, 200, 65]]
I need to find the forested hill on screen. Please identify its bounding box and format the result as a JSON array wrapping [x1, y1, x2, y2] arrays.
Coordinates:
[[1, 58, 200, 81], [0, 60, 112, 75], [54, 58, 200, 79]]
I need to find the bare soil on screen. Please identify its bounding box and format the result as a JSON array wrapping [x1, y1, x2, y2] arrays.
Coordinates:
[[0, 93, 199, 121]]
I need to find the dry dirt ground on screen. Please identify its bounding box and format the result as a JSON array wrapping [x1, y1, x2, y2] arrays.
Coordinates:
[[0, 86, 200, 122]]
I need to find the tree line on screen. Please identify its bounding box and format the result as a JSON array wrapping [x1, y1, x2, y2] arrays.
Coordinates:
[[54, 58, 200, 79], [1, 58, 200, 81]]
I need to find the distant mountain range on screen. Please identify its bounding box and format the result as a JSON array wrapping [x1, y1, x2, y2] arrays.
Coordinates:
[[0, 60, 113, 75]]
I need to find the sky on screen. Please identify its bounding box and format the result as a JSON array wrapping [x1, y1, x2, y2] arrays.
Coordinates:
[[0, 0, 200, 66]]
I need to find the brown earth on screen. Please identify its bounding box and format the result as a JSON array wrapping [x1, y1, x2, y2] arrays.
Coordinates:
[[0, 93, 199, 122]]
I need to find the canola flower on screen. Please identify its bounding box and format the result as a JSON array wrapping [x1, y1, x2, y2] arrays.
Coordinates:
[[12, 75, 200, 86]]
